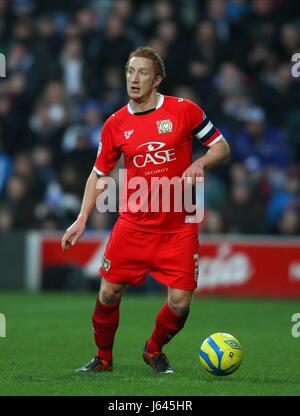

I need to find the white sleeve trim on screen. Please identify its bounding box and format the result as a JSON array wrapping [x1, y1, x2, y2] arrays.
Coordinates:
[[207, 134, 223, 147], [93, 166, 107, 176]]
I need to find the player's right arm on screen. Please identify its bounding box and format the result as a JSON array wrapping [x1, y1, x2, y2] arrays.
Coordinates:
[[61, 117, 121, 252], [61, 170, 104, 252]]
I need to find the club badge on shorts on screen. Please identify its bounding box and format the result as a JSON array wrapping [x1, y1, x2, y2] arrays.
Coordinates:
[[101, 257, 111, 272], [156, 119, 173, 134]]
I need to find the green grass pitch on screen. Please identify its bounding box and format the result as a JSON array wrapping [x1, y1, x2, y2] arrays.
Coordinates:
[[0, 292, 299, 396]]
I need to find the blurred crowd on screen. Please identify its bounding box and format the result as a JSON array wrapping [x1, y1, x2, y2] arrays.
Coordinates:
[[0, 0, 300, 235]]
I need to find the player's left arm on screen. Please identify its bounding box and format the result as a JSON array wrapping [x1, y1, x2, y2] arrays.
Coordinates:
[[180, 100, 230, 183], [180, 138, 230, 183]]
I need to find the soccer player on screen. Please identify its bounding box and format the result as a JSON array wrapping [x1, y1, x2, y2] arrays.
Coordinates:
[[61, 47, 230, 374]]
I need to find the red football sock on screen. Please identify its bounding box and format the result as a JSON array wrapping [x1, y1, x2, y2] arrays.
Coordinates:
[[146, 303, 189, 354], [92, 297, 120, 362]]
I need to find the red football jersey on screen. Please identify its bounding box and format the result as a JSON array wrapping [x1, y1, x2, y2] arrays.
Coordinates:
[[94, 94, 223, 233]]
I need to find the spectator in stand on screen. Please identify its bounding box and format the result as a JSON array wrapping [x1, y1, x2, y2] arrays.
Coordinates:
[[35, 15, 64, 59], [230, 107, 291, 169], [62, 100, 104, 152], [29, 81, 71, 151], [267, 167, 300, 232], [188, 21, 222, 84], [97, 66, 127, 117], [278, 22, 300, 62], [206, 0, 231, 43], [94, 13, 137, 71], [0, 174, 35, 228], [0, 0, 14, 47], [0, 204, 15, 232], [276, 207, 300, 235], [203, 209, 225, 234], [223, 181, 267, 234], [227, 0, 250, 23], [59, 37, 86, 98], [0, 139, 12, 193]]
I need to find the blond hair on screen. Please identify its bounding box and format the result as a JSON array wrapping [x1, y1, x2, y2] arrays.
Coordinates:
[[125, 46, 166, 79]]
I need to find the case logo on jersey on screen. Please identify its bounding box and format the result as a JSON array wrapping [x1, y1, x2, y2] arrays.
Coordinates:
[[133, 141, 176, 168], [156, 119, 173, 134], [124, 130, 134, 139]]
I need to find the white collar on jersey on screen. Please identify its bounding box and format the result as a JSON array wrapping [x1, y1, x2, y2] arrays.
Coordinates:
[[127, 93, 164, 114]]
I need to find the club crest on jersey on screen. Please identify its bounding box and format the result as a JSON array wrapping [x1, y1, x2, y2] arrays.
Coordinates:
[[101, 257, 111, 272], [156, 119, 173, 134], [124, 130, 134, 139]]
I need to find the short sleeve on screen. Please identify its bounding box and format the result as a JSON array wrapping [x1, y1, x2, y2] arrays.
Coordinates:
[[93, 118, 121, 176], [186, 100, 223, 147]]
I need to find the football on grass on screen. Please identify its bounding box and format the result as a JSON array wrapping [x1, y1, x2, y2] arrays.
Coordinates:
[[199, 332, 243, 376]]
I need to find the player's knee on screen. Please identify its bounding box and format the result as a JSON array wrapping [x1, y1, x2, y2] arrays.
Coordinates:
[[99, 287, 122, 305], [168, 290, 193, 316], [168, 299, 190, 316]]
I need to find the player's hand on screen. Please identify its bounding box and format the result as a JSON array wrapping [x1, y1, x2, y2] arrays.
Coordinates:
[[61, 216, 86, 252], [180, 161, 205, 185]]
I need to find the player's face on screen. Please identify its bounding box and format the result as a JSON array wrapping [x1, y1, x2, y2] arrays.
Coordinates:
[[126, 57, 161, 102]]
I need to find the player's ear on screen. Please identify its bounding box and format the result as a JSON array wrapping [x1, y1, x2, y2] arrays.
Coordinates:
[[154, 75, 163, 89]]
